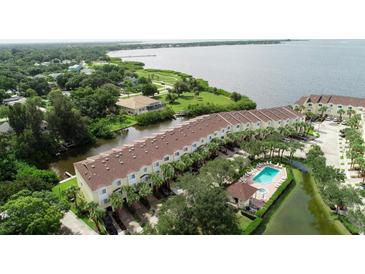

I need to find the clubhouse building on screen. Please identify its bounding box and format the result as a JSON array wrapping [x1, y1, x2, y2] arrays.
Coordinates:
[[74, 106, 304, 207], [294, 95, 365, 117]]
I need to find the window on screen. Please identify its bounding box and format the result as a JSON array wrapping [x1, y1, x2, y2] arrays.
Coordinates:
[[236, 125, 239, 128], [113, 179, 121, 187], [164, 156, 169, 161], [143, 167, 147, 172], [131, 174, 135, 179], [349, 106, 352, 110], [214, 133, 217, 136], [155, 162, 160, 167], [319, 103, 322, 107], [338, 105, 342, 109], [103, 198, 108, 204], [175, 152, 180, 156], [193, 144, 197, 148], [184, 147, 188, 151], [101, 189, 107, 194], [201, 139, 204, 143]]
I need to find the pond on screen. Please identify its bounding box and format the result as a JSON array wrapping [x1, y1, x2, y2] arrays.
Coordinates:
[[50, 118, 185, 179], [255, 170, 349, 235]]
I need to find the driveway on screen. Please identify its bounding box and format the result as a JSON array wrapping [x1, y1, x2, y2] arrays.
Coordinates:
[[60, 211, 98, 235]]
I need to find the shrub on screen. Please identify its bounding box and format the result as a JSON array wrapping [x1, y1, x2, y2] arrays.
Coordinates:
[[243, 217, 262, 235], [136, 107, 175, 126]]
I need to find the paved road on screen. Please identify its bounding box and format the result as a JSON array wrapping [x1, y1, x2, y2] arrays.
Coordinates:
[[60, 211, 98, 235]]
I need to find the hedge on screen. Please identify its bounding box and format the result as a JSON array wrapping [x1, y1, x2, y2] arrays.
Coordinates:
[[135, 107, 175, 126], [255, 168, 294, 218], [243, 217, 263, 235]]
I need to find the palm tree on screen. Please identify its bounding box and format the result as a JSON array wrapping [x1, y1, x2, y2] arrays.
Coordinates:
[[122, 185, 140, 206], [181, 154, 194, 170], [173, 160, 186, 175], [318, 106, 328, 119], [347, 109, 355, 118], [65, 185, 80, 208], [138, 183, 153, 198], [337, 109, 345, 122], [86, 202, 105, 234], [149, 173, 164, 194], [288, 142, 304, 160], [161, 163, 175, 188], [294, 105, 305, 113], [109, 192, 124, 211]]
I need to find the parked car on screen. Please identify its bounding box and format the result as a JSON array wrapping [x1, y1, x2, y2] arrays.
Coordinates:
[[102, 214, 118, 235]]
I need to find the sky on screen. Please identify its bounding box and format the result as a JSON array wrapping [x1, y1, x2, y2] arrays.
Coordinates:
[[1, 0, 364, 41]]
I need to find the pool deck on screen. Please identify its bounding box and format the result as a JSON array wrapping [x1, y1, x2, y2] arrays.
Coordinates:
[[239, 163, 287, 206]]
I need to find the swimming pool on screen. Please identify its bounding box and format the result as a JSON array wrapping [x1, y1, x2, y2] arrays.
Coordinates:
[[253, 166, 280, 184]]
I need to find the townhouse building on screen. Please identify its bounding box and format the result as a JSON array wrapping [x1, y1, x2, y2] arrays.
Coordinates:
[[294, 95, 365, 118], [74, 106, 304, 207]]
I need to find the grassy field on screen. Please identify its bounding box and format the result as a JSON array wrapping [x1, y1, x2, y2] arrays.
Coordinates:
[[136, 69, 183, 86], [155, 91, 234, 112]]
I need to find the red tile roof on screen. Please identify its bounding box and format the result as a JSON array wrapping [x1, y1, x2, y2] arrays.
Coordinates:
[[74, 107, 303, 191], [226, 182, 258, 202]]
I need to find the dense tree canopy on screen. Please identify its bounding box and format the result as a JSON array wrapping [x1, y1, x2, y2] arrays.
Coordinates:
[[0, 190, 68, 235]]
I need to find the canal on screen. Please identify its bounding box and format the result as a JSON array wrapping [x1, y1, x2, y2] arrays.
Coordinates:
[[255, 170, 349, 235], [50, 118, 185, 178]]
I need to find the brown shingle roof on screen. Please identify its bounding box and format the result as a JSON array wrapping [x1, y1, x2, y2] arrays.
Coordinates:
[[74, 107, 303, 191], [296, 94, 365, 108], [226, 182, 258, 202]]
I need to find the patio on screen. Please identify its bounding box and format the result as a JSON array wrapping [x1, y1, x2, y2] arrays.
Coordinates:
[[238, 162, 287, 206]]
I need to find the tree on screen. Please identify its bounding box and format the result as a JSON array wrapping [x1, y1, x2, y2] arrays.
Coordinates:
[[0, 88, 9, 104], [138, 183, 153, 198], [173, 80, 189, 96], [47, 91, 92, 145], [157, 180, 240, 235], [71, 84, 120, 118], [347, 109, 355, 118], [166, 92, 178, 104], [230, 92, 242, 102], [161, 163, 175, 184], [149, 173, 164, 193], [337, 109, 345, 122], [85, 202, 105, 234], [140, 83, 158, 97], [65, 185, 80, 208], [109, 191, 124, 211], [318, 106, 328, 118], [0, 190, 68, 235], [0, 134, 17, 181], [122, 185, 140, 205], [8, 103, 27, 134]]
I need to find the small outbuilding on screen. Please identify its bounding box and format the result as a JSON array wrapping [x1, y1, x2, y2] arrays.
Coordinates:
[[226, 182, 258, 208]]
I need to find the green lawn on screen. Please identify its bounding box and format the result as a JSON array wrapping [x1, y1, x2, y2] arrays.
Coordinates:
[[236, 212, 253, 231], [109, 115, 137, 131], [52, 177, 77, 199], [136, 69, 182, 86], [52, 177, 102, 233], [155, 91, 234, 112]]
